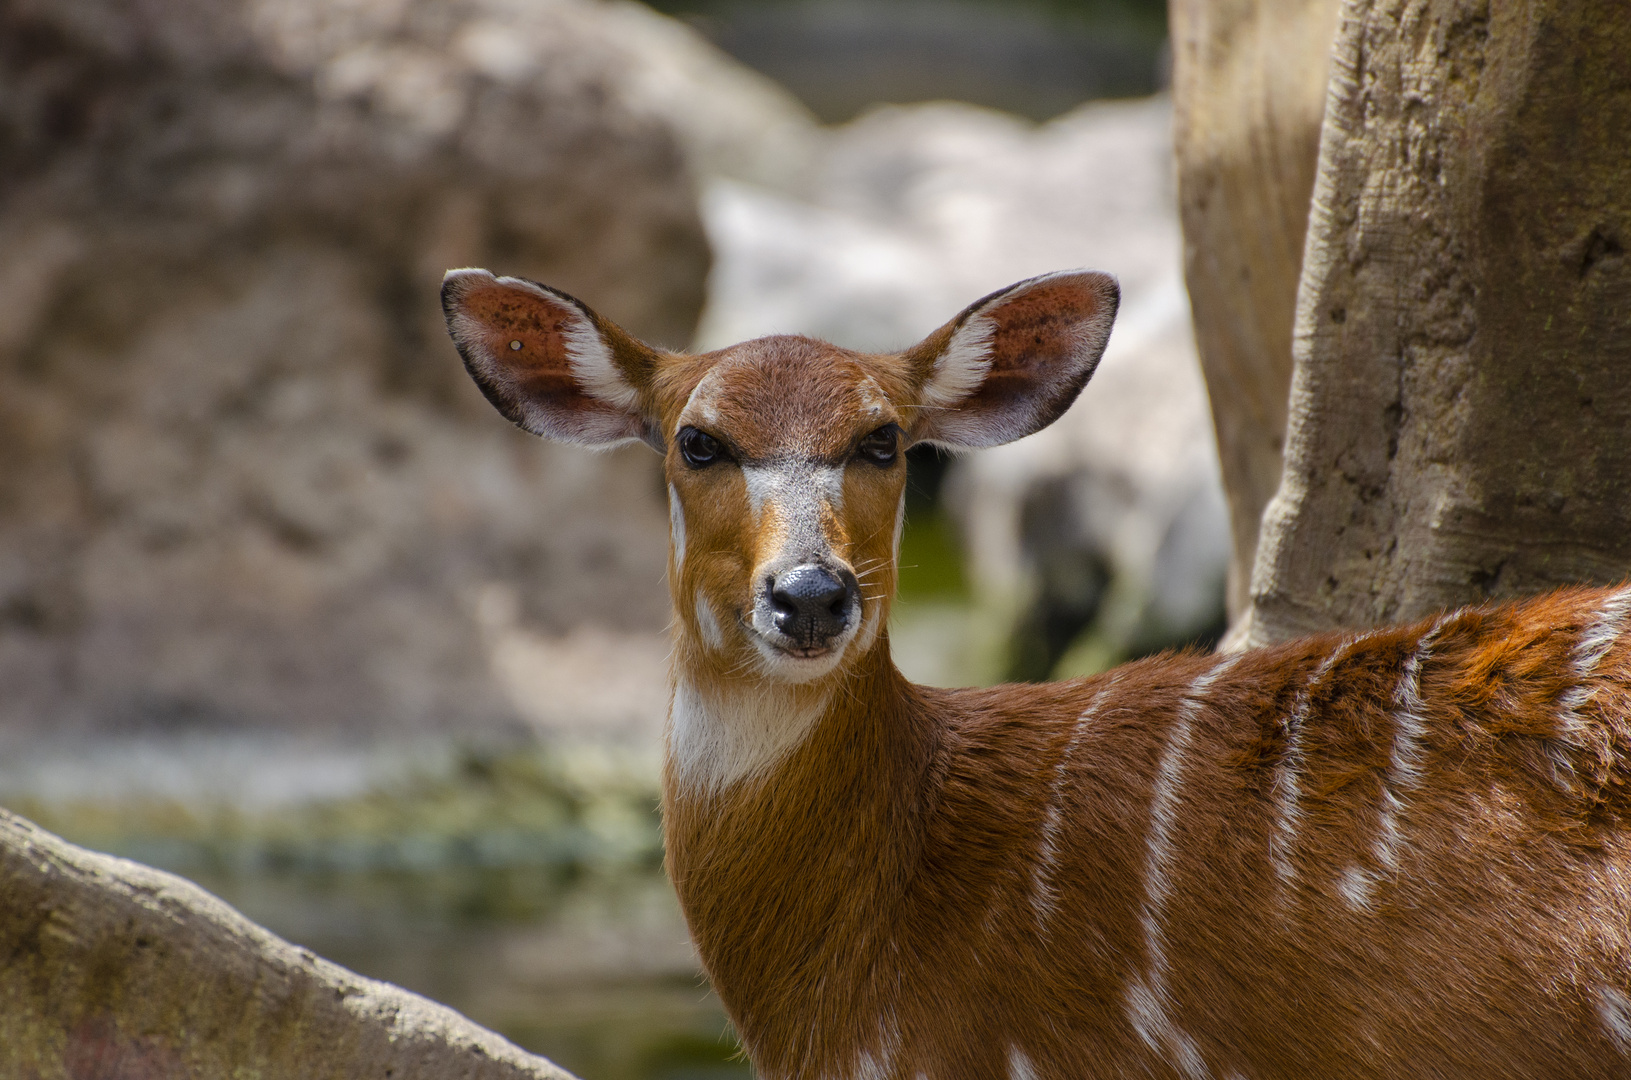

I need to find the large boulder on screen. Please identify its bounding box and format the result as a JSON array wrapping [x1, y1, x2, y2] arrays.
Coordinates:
[[0, 806, 577, 1079], [0, 0, 722, 741]]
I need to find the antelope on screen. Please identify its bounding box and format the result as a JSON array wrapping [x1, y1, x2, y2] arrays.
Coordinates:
[[441, 266, 1631, 1079]]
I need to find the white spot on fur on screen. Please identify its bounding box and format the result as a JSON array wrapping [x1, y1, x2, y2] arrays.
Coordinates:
[[668, 677, 829, 794], [1338, 865, 1372, 910], [694, 595, 724, 652], [1598, 986, 1631, 1051], [668, 483, 686, 571], [1007, 1046, 1040, 1080], [922, 312, 995, 407], [1031, 683, 1115, 929], [853, 1014, 902, 1080], [1126, 655, 1239, 1080], [1372, 614, 1454, 876]]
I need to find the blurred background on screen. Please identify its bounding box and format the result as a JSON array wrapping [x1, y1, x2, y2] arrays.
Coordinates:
[[0, 0, 1227, 1076]]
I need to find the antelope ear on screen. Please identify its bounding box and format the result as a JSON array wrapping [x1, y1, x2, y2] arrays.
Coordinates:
[[904, 270, 1119, 448], [441, 268, 665, 449]]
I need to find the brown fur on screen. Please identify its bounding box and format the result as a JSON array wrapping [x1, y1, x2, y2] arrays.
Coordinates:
[[442, 267, 1631, 1079]]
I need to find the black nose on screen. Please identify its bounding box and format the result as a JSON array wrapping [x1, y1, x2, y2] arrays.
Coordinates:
[[770, 565, 856, 647]]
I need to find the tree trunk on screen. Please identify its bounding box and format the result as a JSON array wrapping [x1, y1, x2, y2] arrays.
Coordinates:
[[1237, 0, 1631, 647], [1169, 0, 1343, 622]]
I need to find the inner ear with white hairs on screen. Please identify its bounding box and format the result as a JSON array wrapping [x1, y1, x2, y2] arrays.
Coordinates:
[[903, 270, 1119, 448], [441, 269, 665, 449]]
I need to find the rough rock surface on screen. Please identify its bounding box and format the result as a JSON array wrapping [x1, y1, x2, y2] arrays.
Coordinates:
[[1169, 0, 1342, 622], [695, 97, 1229, 680], [0, 0, 719, 740], [0, 806, 576, 1079], [1241, 0, 1631, 646]]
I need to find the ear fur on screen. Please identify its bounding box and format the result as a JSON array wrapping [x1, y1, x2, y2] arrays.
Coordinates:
[[441, 268, 664, 449], [904, 270, 1119, 448]]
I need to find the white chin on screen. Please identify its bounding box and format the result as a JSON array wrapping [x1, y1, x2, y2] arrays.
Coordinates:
[[747, 631, 852, 683]]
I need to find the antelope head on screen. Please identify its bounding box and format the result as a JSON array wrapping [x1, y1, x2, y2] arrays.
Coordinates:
[[442, 268, 1119, 789]]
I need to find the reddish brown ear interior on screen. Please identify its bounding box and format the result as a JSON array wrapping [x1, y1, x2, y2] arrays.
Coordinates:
[[442, 270, 649, 446], [912, 270, 1119, 448]]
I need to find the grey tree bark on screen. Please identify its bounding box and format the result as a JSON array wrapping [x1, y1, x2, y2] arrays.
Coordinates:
[[1237, 0, 1631, 647], [1169, 0, 1343, 621], [0, 808, 576, 1079]]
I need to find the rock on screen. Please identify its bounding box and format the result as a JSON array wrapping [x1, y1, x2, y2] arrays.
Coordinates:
[[694, 96, 1229, 681], [0, 806, 577, 1079], [0, 0, 720, 741]]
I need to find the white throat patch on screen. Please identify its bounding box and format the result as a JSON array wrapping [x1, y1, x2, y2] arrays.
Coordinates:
[[668, 677, 831, 795]]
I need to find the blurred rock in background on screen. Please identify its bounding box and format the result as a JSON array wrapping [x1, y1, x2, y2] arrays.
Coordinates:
[[693, 95, 1228, 685], [0, 0, 726, 748]]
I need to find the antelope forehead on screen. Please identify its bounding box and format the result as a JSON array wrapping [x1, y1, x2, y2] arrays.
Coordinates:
[[676, 354, 899, 458], [741, 459, 846, 516]]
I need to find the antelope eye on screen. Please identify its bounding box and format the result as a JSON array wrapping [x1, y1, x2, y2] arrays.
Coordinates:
[[678, 426, 728, 468], [857, 425, 900, 465]]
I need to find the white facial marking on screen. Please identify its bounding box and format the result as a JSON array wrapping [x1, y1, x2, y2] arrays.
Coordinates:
[[741, 460, 860, 681], [668, 483, 686, 570], [677, 365, 730, 438], [892, 488, 907, 565], [1032, 682, 1115, 930], [668, 677, 831, 795], [1597, 986, 1631, 1050], [1008, 1046, 1040, 1080], [695, 595, 725, 652], [1126, 655, 1239, 1080], [855, 373, 891, 420], [853, 603, 883, 658]]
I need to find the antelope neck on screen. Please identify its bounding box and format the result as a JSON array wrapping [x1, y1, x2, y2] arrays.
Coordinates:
[[662, 645, 936, 1053], [665, 635, 916, 798]]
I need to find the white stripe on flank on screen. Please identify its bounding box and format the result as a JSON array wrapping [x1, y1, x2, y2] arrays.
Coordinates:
[[1125, 654, 1240, 1080], [1371, 614, 1454, 878], [1272, 633, 1376, 893], [1031, 683, 1116, 930], [1557, 586, 1631, 750], [1007, 1046, 1040, 1080]]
